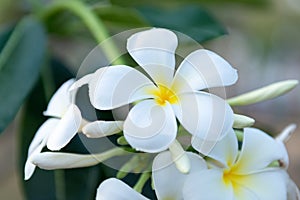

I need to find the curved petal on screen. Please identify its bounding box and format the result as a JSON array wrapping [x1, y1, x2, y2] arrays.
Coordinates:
[[24, 142, 46, 180], [174, 91, 234, 143], [89, 66, 156, 110], [127, 28, 178, 86], [152, 151, 206, 200], [82, 120, 123, 138], [233, 170, 287, 200], [278, 141, 289, 169], [28, 118, 60, 156], [96, 178, 149, 200], [24, 119, 60, 180], [69, 73, 94, 92], [286, 176, 300, 200], [47, 104, 82, 151], [124, 100, 177, 153], [234, 128, 288, 174], [43, 79, 74, 118], [173, 49, 238, 92], [193, 129, 238, 167], [183, 169, 234, 200]]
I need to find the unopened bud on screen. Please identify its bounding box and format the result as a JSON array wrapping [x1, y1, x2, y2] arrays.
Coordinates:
[[233, 114, 255, 129], [228, 80, 298, 106]]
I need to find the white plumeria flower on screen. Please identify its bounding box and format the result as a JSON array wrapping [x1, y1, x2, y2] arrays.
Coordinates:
[[89, 28, 238, 153], [184, 128, 289, 200], [96, 151, 206, 200], [24, 78, 122, 180]]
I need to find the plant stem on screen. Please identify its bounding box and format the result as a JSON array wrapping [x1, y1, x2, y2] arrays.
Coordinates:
[[38, 0, 124, 65], [133, 172, 151, 193], [54, 170, 66, 200]]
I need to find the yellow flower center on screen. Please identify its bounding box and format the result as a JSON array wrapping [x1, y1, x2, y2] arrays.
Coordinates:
[[222, 165, 244, 191], [150, 84, 178, 106]]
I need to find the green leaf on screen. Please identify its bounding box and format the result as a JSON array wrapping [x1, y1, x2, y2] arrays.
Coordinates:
[[0, 26, 14, 51], [0, 17, 47, 133], [44, 5, 149, 36], [137, 6, 227, 42], [93, 5, 149, 29]]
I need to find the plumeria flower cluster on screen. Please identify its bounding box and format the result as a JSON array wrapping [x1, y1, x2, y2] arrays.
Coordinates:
[[24, 28, 299, 199]]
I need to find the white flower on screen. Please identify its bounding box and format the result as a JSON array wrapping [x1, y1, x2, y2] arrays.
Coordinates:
[[89, 28, 238, 153], [184, 128, 289, 200], [24, 78, 122, 180], [276, 124, 300, 200], [96, 151, 206, 200], [24, 79, 81, 180]]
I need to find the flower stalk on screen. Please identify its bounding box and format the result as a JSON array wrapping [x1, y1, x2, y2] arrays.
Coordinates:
[[38, 0, 124, 65], [133, 172, 151, 193]]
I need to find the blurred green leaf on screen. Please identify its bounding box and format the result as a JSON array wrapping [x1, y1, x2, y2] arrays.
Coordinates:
[[43, 5, 149, 37], [137, 6, 227, 43], [93, 5, 149, 29], [0, 17, 46, 133], [111, 0, 268, 7], [0, 26, 14, 50]]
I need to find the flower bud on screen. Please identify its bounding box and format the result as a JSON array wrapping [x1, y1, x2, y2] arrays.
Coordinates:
[[228, 80, 298, 106], [233, 114, 255, 129]]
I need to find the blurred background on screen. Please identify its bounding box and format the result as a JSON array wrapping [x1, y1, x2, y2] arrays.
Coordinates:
[[0, 0, 299, 199]]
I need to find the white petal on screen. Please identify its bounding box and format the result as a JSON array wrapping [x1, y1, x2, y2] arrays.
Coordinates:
[[28, 118, 60, 156], [124, 100, 177, 153], [127, 28, 178, 86], [174, 91, 234, 152], [233, 170, 287, 200], [278, 141, 289, 169], [43, 79, 74, 118], [286, 176, 300, 200], [96, 178, 149, 200], [194, 129, 238, 167], [89, 66, 156, 110], [152, 151, 206, 200], [69, 73, 94, 92], [183, 169, 234, 200], [47, 104, 82, 151], [24, 119, 60, 180], [173, 49, 238, 92], [82, 120, 123, 138], [31, 152, 100, 170], [24, 142, 46, 180], [235, 128, 288, 174], [31, 148, 128, 170]]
